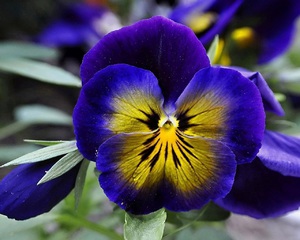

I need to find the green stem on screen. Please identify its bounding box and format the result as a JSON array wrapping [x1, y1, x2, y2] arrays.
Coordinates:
[[163, 205, 209, 239], [57, 214, 123, 240]]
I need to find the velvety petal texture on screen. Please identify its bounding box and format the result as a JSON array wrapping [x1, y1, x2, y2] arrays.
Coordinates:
[[258, 130, 300, 177], [175, 67, 265, 164], [233, 68, 285, 116], [0, 159, 80, 220], [216, 157, 300, 219], [98, 131, 236, 214], [80, 16, 210, 104], [73, 64, 166, 161]]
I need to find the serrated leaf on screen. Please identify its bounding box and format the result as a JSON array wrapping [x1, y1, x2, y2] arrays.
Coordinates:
[[1, 140, 77, 167], [38, 150, 84, 184], [0, 41, 58, 60], [207, 35, 219, 63], [24, 139, 68, 146], [74, 159, 90, 209], [0, 57, 81, 87], [15, 104, 72, 125], [124, 209, 166, 240]]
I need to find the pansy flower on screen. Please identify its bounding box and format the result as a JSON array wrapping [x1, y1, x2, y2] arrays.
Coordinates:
[[169, 0, 300, 64], [216, 71, 300, 218], [73, 16, 265, 214]]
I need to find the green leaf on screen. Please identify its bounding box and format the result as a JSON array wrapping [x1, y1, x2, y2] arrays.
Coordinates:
[[1, 140, 77, 167], [0, 57, 81, 87], [0, 41, 58, 60], [38, 150, 84, 184], [24, 139, 68, 146], [124, 209, 167, 240], [74, 159, 90, 209], [207, 35, 219, 63], [15, 104, 73, 125]]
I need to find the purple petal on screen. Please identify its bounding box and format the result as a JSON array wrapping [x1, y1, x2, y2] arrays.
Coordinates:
[[0, 159, 80, 220], [80, 16, 210, 104], [73, 64, 165, 161], [216, 158, 300, 219], [97, 132, 236, 214], [233, 68, 285, 116], [258, 130, 300, 177], [175, 67, 265, 164]]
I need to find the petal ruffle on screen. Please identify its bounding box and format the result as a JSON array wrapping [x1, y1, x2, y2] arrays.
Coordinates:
[[238, 70, 284, 116], [175, 67, 265, 164], [258, 130, 300, 177], [80, 16, 210, 104], [0, 159, 80, 220], [97, 131, 236, 214], [215, 158, 300, 219], [73, 64, 166, 161]]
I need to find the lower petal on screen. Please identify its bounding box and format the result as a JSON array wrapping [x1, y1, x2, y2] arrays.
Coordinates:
[[97, 131, 236, 214], [215, 158, 300, 219], [0, 159, 80, 220]]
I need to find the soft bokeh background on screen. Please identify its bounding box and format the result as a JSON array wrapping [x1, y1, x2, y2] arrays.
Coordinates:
[[0, 1, 300, 239]]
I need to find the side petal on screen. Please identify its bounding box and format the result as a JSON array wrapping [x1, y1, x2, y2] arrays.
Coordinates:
[[97, 130, 236, 215], [80, 16, 210, 104], [175, 67, 265, 164], [258, 130, 300, 177], [215, 158, 300, 219], [0, 159, 80, 220], [73, 64, 166, 161]]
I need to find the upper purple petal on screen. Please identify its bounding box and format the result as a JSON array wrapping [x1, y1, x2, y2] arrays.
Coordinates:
[[258, 130, 300, 177], [0, 159, 80, 220], [215, 157, 300, 219], [80, 16, 210, 104]]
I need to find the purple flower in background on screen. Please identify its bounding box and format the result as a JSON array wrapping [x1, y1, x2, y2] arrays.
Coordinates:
[[73, 16, 265, 215], [169, 0, 300, 64], [36, 3, 121, 48], [216, 70, 300, 218]]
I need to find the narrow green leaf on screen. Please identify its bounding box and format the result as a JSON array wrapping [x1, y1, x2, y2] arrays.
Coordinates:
[[24, 139, 68, 146], [0, 122, 29, 141], [1, 141, 77, 167], [0, 57, 81, 87], [207, 35, 219, 63], [0, 41, 58, 60], [124, 209, 166, 240], [38, 150, 84, 184], [74, 159, 90, 209], [15, 104, 72, 125]]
